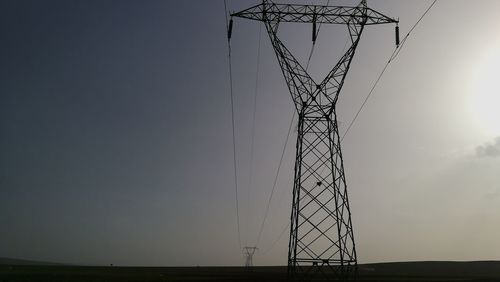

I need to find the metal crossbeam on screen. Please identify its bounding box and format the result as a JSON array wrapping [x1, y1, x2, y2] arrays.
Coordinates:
[[231, 1, 397, 281], [232, 2, 396, 25]]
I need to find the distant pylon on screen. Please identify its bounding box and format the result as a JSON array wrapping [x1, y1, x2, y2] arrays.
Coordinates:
[[243, 246, 258, 267]]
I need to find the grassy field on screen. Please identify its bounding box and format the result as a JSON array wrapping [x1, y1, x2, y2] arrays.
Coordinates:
[[1, 261, 500, 282]]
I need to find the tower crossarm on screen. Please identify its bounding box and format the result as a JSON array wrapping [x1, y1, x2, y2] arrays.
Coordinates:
[[231, 3, 397, 26]]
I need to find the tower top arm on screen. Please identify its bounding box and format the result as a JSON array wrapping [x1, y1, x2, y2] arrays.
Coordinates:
[[231, 3, 398, 25]]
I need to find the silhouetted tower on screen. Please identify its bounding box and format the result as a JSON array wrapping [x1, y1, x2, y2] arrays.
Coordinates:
[[230, 0, 397, 280], [243, 246, 258, 267]]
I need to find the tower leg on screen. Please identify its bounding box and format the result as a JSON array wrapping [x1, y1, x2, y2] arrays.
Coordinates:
[[288, 112, 357, 281]]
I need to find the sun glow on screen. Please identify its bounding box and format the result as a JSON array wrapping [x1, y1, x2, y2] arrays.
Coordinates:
[[471, 49, 500, 135]]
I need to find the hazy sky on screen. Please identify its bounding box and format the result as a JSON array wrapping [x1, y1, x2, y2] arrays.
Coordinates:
[[1, 0, 500, 266]]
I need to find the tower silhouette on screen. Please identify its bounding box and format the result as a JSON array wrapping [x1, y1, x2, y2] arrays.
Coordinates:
[[231, 1, 397, 280], [243, 246, 258, 267]]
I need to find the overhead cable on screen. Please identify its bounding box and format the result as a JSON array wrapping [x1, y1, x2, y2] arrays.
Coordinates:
[[224, 0, 242, 251], [341, 0, 438, 142]]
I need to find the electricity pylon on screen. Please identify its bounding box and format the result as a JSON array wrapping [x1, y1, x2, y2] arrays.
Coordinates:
[[243, 246, 258, 267], [230, 0, 397, 280]]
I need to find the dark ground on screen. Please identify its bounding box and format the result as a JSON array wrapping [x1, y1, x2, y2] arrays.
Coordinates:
[[1, 261, 500, 282]]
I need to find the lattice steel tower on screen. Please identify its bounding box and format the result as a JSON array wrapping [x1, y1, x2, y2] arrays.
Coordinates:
[[231, 0, 397, 280], [243, 247, 258, 267]]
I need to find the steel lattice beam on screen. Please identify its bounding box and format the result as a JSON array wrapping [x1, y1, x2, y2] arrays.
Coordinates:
[[232, 2, 396, 25], [231, 1, 397, 281]]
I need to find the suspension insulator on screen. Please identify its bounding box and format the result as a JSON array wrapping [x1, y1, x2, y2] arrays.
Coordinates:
[[395, 24, 400, 46], [312, 20, 317, 43], [262, 4, 267, 20], [228, 18, 234, 40], [312, 13, 317, 43]]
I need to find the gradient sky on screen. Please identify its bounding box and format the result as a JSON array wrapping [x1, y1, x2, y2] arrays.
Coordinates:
[[1, 0, 500, 266]]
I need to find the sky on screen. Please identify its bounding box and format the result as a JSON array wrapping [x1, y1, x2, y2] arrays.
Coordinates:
[[1, 0, 500, 267]]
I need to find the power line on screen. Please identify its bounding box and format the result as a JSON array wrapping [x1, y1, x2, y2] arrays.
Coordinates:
[[260, 166, 296, 254], [224, 0, 242, 251], [341, 0, 438, 142], [262, 222, 290, 255], [245, 23, 262, 246], [255, 109, 295, 247]]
